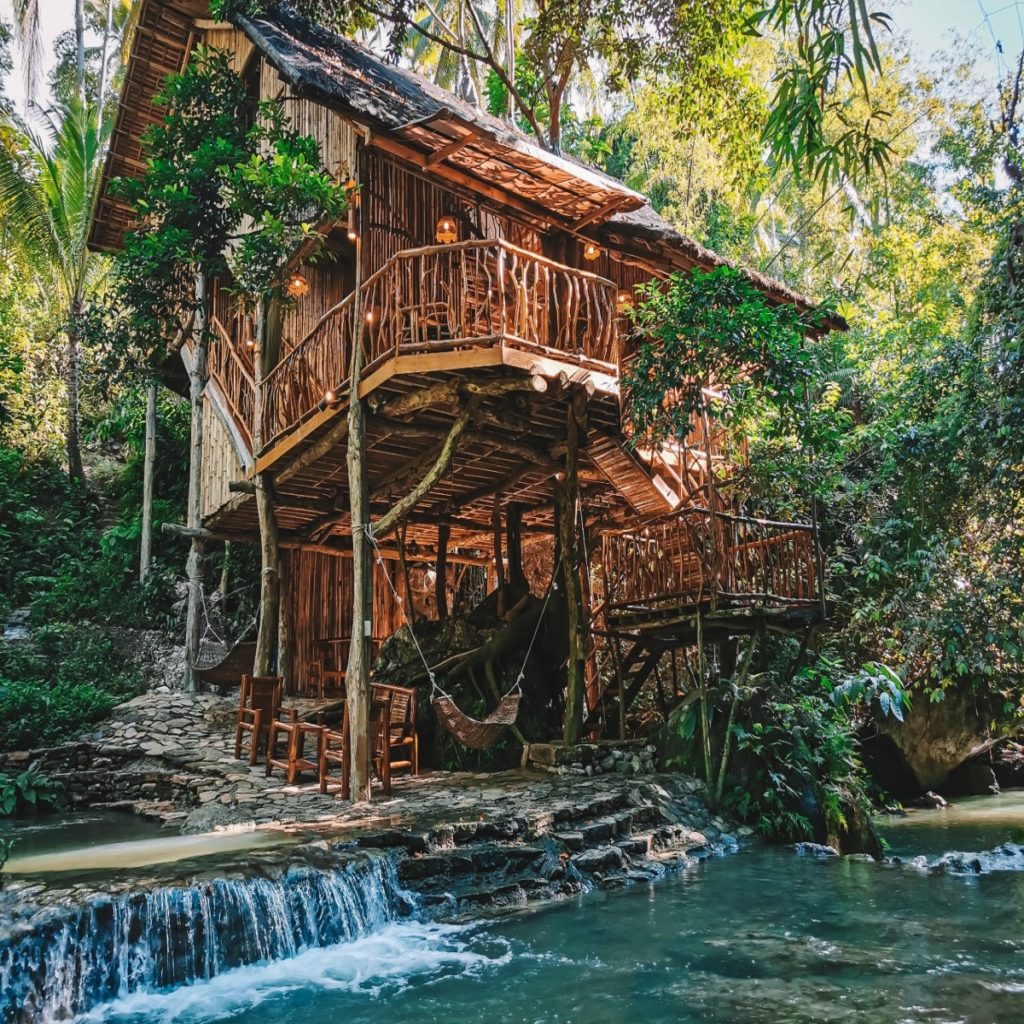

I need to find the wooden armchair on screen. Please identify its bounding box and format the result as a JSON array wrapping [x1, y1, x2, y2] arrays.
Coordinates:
[[234, 674, 286, 765]]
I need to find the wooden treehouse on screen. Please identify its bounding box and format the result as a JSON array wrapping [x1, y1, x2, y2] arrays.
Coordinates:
[[91, 0, 841, 741]]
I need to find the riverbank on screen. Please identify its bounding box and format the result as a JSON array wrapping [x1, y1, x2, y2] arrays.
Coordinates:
[[0, 768, 737, 1021]]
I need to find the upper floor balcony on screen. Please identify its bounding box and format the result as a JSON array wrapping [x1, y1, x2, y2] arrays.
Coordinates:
[[251, 239, 623, 453]]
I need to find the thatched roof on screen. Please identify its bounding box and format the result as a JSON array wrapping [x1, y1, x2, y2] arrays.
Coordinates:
[[88, 0, 843, 327]]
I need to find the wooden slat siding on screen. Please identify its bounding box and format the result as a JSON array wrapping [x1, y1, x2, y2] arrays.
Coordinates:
[[200, 395, 246, 520], [258, 58, 358, 181], [259, 239, 620, 450], [601, 507, 821, 617], [283, 547, 402, 692], [201, 24, 254, 72]]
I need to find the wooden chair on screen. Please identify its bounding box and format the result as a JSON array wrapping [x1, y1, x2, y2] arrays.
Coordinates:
[[372, 683, 419, 795], [307, 659, 323, 698], [319, 703, 350, 797], [266, 717, 323, 785], [234, 675, 286, 766]]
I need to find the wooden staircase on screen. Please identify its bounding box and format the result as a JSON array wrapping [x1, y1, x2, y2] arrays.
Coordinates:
[[587, 432, 679, 516], [584, 635, 677, 733]]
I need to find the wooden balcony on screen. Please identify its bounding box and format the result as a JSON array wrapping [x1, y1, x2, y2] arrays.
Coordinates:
[[259, 239, 622, 452], [601, 507, 823, 631]]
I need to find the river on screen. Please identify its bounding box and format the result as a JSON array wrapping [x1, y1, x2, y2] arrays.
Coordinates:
[[64, 791, 1024, 1024]]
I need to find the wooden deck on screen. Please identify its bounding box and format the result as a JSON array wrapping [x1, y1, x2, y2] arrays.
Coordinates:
[[257, 239, 621, 458], [600, 506, 825, 632]]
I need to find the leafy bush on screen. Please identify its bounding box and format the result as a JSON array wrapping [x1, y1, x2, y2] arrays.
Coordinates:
[[0, 624, 147, 751], [0, 765, 64, 816]]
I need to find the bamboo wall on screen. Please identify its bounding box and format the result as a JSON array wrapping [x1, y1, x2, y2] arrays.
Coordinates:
[[258, 58, 359, 181], [200, 396, 246, 520], [362, 151, 544, 274], [202, 23, 254, 72], [283, 548, 403, 693]]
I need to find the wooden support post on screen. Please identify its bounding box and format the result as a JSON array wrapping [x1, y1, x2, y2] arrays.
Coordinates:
[[139, 379, 157, 583], [277, 550, 293, 694], [561, 394, 585, 746], [345, 186, 373, 803], [254, 297, 282, 678], [183, 272, 209, 694], [492, 495, 505, 616], [436, 523, 450, 621], [506, 502, 523, 585], [397, 518, 415, 624]]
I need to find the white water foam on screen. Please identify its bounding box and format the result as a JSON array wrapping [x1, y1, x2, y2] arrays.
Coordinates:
[[77, 920, 509, 1024]]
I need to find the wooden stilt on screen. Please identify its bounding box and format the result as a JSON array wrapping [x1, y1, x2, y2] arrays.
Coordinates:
[[139, 379, 157, 583], [561, 394, 585, 745], [436, 524, 450, 621], [346, 182, 373, 803], [183, 272, 209, 694]]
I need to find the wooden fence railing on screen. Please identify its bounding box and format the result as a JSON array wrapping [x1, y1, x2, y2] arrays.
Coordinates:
[[208, 316, 256, 451], [601, 506, 820, 617], [259, 239, 621, 449]]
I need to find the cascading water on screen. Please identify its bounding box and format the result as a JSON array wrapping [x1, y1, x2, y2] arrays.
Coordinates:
[[0, 853, 408, 1023]]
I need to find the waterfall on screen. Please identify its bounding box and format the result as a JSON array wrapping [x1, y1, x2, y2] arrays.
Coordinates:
[[0, 853, 408, 1023]]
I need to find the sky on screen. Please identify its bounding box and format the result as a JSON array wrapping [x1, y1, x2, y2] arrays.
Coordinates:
[[1, 0, 1023, 113]]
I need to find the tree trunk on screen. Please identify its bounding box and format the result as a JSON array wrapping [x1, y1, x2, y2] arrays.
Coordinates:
[[139, 379, 157, 582], [65, 296, 84, 481], [253, 298, 281, 678], [346, 220, 373, 802], [183, 273, 209, 693], [74, 0, 86, 104], [97, 0, 113, 111], [277, 550, 293, 693], [560, 398, 585, 745], [253, 473, 280, 677]]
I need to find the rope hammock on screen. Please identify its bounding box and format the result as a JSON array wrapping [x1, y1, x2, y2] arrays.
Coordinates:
[[368, 526, 556, 749], [190, 584, 258, 677]]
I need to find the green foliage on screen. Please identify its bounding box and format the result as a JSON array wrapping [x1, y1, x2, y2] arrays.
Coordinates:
[[623, 266, 828, 449], [722, 646, 879, 842], [0, 765, 64, 816], [0, 624, 147, 752]]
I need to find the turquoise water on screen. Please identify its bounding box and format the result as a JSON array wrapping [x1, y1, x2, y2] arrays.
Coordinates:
[[83, 793, 1024, 1024]]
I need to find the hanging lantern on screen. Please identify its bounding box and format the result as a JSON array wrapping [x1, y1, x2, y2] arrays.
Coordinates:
[[582, 241, 601, 261], [616, 289, 633, 313], [324, 389, 336, 403], [435, 214, 458, 244], [286, 270, 309, 298]]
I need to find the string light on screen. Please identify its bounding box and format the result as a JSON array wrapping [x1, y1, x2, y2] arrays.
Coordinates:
[[616, 290, 633, 313], [435, 215, 458, 244], [286, 271, 309, 298], [324, 389, 336, 403]]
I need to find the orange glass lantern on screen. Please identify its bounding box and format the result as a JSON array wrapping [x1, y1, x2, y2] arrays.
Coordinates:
[[286, 271, 310, 298], [616, 289, 632, 313], [582, 241, 601, 261], [435, 214, 458, 244]]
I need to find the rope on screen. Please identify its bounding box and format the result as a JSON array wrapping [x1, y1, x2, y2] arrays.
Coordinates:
[[365, 524, 441, 694], [365, 522, 553, 701]]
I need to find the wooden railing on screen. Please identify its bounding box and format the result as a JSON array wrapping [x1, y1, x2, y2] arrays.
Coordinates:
[[208, 316, 256, 451], [602, 507, 820, 618], [260, 239, 621, 449]]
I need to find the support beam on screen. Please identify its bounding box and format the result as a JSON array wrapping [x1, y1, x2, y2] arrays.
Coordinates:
[[183, 272, 209, 694], [561, 392, 586, 745]]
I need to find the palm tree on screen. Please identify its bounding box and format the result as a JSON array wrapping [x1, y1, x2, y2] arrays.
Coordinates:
[[0, 99, 110, 479]]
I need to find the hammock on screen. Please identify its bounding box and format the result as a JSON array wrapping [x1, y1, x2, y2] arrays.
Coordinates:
[[431, 687, 522, 750], [367, 527, 556, 750]]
